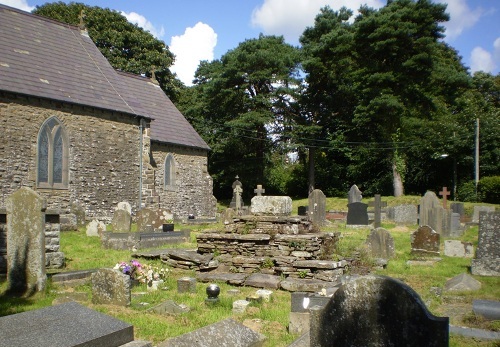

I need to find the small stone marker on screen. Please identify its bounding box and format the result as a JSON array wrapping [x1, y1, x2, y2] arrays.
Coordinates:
[[365, 227, 395, 259], [233, 299, 251, 314], [254, 184, 265, 196], [444, 240, 473, 258], [149, 300, 190, 316], [308, 189, 326, 226], [256, 289, 273, 302], [309, 275, 449, 347], [368, 194, 387, 228], [86, 219, 106, 237], [471, 211, 500, 276], [411, 225, 440, 256], [91, 268, 131, 306], [439, 187, 450, 209], [0, 302, 135, 347], [177, 276, 197, 293], [6, 187, 47, 295], [111, 209, 132, 232], [158, 318, 266, 347], [444, 273, 481, 292]]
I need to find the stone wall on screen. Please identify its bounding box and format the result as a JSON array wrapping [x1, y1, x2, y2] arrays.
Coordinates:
[[151, 142, 216, 219]]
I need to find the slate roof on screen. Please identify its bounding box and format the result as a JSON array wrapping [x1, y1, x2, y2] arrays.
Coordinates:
[[0, 4, 209, 150]]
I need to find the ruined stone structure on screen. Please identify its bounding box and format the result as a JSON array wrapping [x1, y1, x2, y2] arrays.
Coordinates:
[[0, 5, 216, 226]]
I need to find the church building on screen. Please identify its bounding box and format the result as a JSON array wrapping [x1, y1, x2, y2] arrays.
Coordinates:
[[0, 4, 217, 227]]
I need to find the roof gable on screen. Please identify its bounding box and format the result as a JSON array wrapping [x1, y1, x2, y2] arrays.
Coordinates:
[[0, 4, 209, 150]]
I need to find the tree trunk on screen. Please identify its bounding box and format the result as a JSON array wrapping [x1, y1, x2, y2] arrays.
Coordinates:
[[392, 161, 404, 197], [308, 147, 315, 194]]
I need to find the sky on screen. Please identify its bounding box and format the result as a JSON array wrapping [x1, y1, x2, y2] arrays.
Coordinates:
[[2, 0, 499, 85]]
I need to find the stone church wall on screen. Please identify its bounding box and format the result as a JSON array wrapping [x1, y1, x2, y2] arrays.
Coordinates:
[[151, 143, 217, 219], [0, 92, 142, 221]]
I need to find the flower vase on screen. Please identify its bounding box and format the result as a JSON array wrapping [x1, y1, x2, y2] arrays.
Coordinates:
[[147, 279, 163, 291]]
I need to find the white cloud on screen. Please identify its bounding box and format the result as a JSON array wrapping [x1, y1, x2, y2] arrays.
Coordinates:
[[121, 11, 165, 38], [470, 46, 496, 73], [1, 0, 34, 12], [169, 22, 217, 86], [250, 0, 384, 42], [434, 0, 483, 41], [494, 37, 500, 62]]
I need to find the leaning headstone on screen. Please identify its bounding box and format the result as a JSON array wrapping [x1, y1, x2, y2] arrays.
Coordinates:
[[347, 185, 362, 204], [444, 273, 481, 292], [365, 228, 395, 259], [471, 211, 500, 276], [117, 201, 132, 215], [91, 268, 131, 306], [308, 189, 326, 226], [472, 206, 495, 223], [6, 187, 46, 295], [86, 219, 106, 237], [346, 202, 369, 225], [158, 318, 266, 347], [309, 275, 449, 347], [444, 240, 474, 258], [251, 196, 292, 216], [111, 209, 132, 232], [0, 302, 136, 347], [386, 204, 418, 225], [411, 225, 440, 256]]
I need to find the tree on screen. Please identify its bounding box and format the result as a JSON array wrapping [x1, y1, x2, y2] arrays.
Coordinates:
[[33, 2, 181, 100], [182, 35, 302, 199]]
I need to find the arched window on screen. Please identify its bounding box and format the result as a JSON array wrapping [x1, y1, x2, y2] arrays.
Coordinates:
[[37, 117, 69, 189], [164, 153, 176, 189]]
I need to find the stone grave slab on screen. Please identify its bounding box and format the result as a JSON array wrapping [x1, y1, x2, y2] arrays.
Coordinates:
[[471, 211, 500, 276], [244, 273, 281, 289], [419, 191, 441, 226], [309, 275, 449, 347], [158, 318, 266, 347], [6, 187, 46, 295], [444, 240, 473, 258], [91, 268, 131, 306], [250, 196, 292, 216], [365, 227, 395, 259], [149, 300, 190, 316], [0, 301, 134, 347], [86, 219, 106, 237], [411, 225, 440, 256], [308, 189, 326, 226], [473, 299, 500, 321], [177, 276, 197, 293], [386, 204, 418, 225], [444, 273, 481, 292], [112, 209, 132, 232], [136, 207, 174, 232], [346, 202, 369, 225]]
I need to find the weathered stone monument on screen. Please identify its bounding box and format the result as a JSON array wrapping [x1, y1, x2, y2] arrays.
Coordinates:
[[309, 275, 449, 347], [6, 187, 47, 295], [91, 268, 131, 306], [419, 191, 443, 230], [365, 227, 395, 259], [308, 189, 326, 226], [230, 176, 244, 212], [111, 208, 132, 232], [471, 211, 500, 276], [136, 207, 174, 232], [411, 225, 440, 256], [348, 184, 362, 203], [251, 195, 292, 216], [86, 219, 106, 237]]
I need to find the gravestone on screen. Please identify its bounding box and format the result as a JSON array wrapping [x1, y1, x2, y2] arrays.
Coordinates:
[[444, 240, 473, 258], [444, 273, 481, 292], [309, 275, 449, 347], [419, 191, 441, 227], [6, 187, 47, 295], [346, 202, 369, 225], [308, 189, 326, 226], [233, 300, 251, 314], [158, 318, 266, 347], [368, 194, 387, 228], [136, 208, 173, 232], [251, 196, 292, 216], [223, 207, 236, 224], [230, 176, 244, 210], [86, 219, 106, 237], [0, 302, 136, 347], [150, 300, 190, 316], [450, 202, 465, 220], [365, 228, 395, 259], [117, 201, 132, 215], [91, 268, 131, 306], [438, 187, 451, 209], [111, 209, 132, 232], [449, 212, 463, 237], [471, 211, 500, 276], [473, 300, 500, 321], [348, 184, 362, 204], [177, 276, 197, 293], [254, 184, 265, 196], [386, 204, 418, 225], [411, 225, 440, 256], [472, 206, 495, 223]]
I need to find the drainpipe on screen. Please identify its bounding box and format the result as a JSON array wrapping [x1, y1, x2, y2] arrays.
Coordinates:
[[138, 118, 144, 210]]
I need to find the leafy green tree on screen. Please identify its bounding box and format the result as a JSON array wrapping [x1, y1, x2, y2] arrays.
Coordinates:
[[182, 35, 302, 199], [33, 2, 181, 100]]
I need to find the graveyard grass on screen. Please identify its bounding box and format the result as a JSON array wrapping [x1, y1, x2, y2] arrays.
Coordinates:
[[1, 198, 499, 346]]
